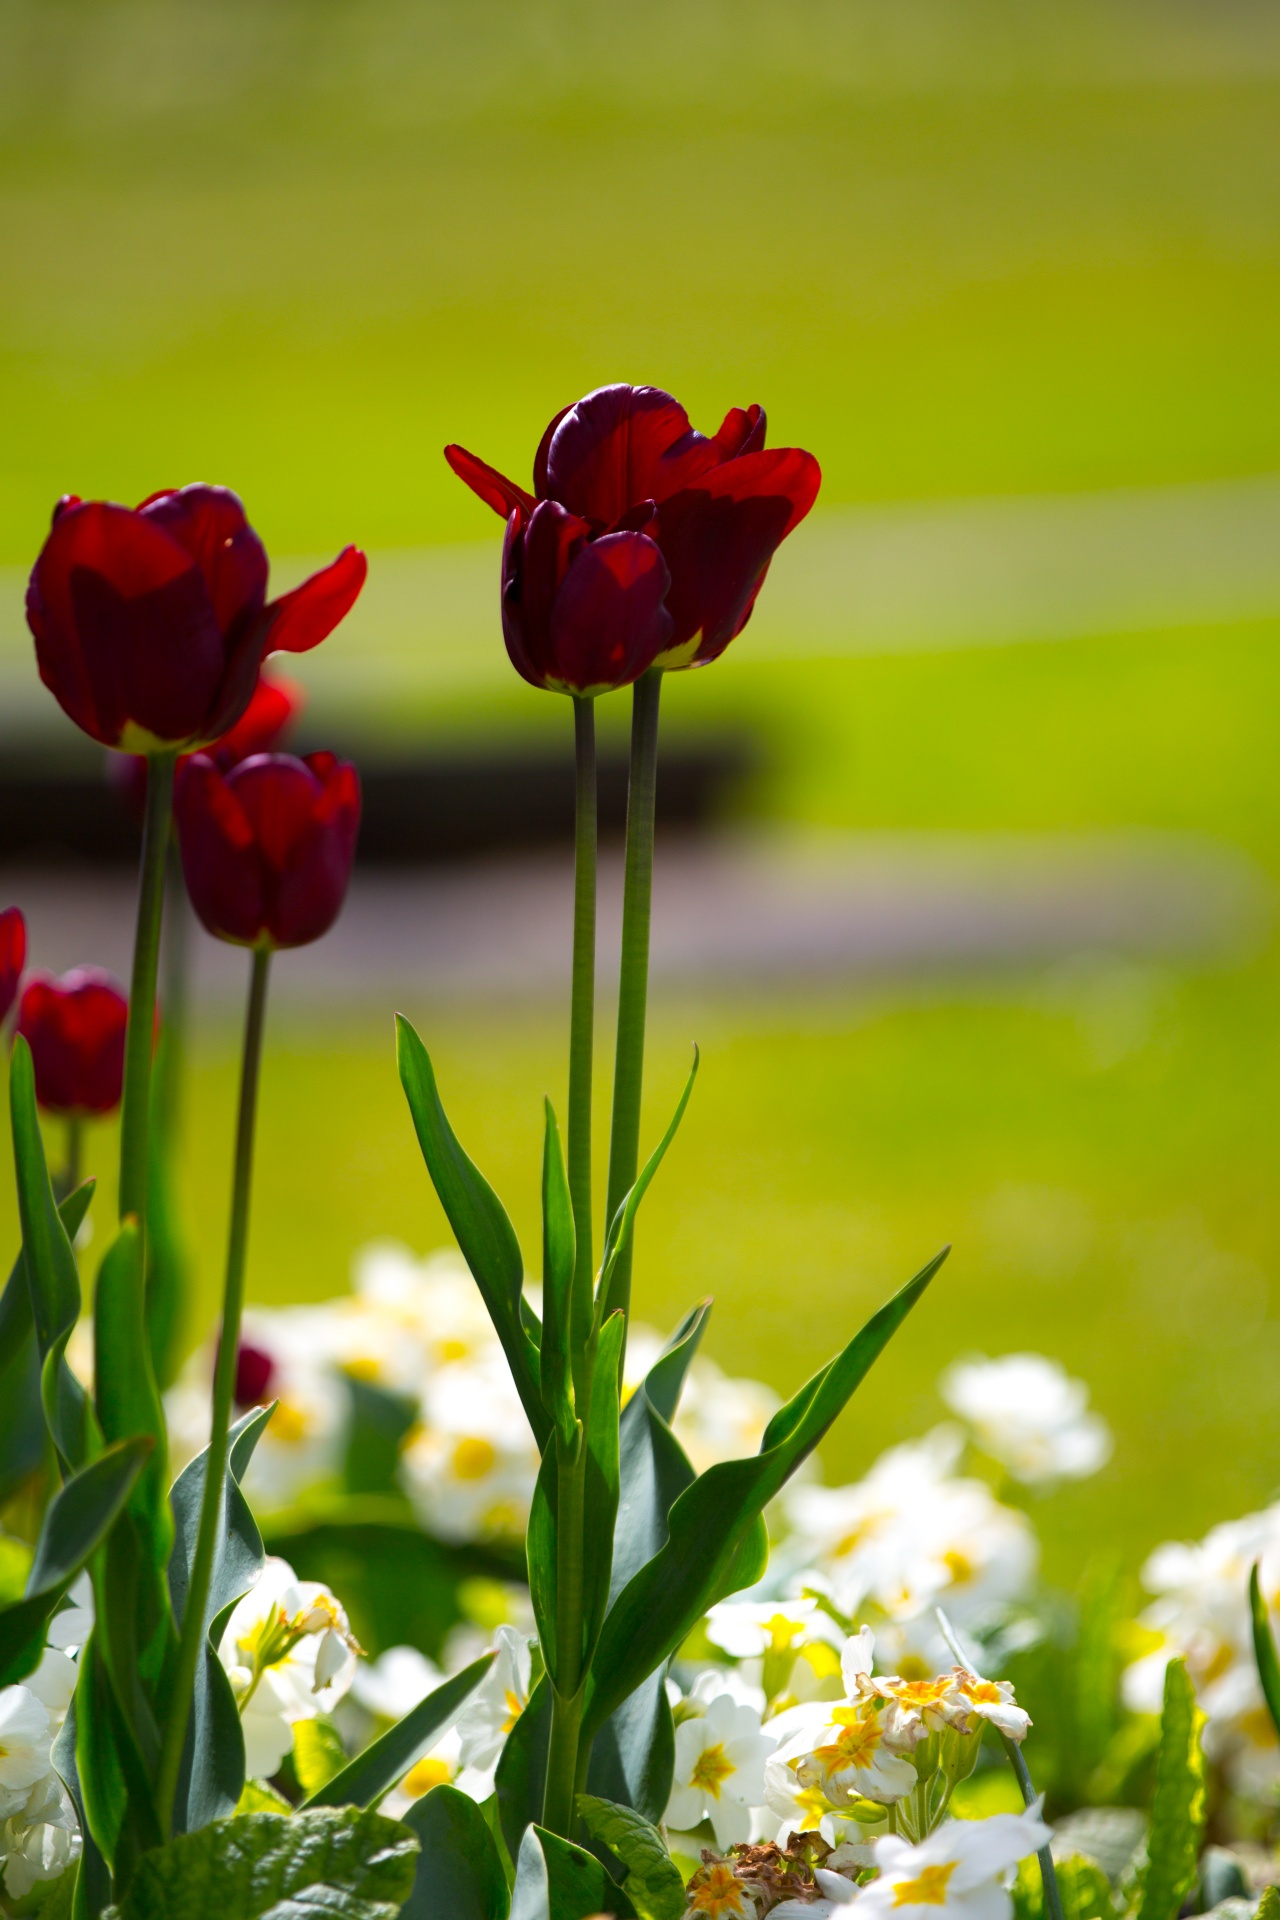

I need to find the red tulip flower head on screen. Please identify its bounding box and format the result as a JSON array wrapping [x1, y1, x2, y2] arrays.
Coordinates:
[[112, 666, 307, 820], [500, 501, 672, 694], [446, 384, 820, 672], [15, 968, 129, 1117], [0, 908, 26, 1026], [176, 751, 361, 949], [27, 485, 365, 752]]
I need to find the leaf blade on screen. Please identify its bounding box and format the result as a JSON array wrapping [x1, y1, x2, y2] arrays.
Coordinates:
[[301, 1653, 496, 1810]]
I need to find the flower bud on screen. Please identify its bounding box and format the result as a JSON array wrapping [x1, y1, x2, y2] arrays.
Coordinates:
[[14, 968, 129, 1117]]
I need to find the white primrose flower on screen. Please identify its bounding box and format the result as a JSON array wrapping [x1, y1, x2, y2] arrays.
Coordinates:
[[400, 1356, 540, 1545], [351, 1644, 443, 1721], [455, 1625, 533, 1789], [940, 1354, 1111, 1487], [46, 1573, 94, 1654], [857, 1808, 1051, 1920], [665, 1691, 775, 1848], [673, 1360, 781, 1478], [0, 1688, 52, 1803], [706, 1598, 846, 1663], [218, 1557, 360, 1778], [1, 1770, 80, 1899]]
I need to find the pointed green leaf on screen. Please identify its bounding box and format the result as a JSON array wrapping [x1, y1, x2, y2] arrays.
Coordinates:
[[102, 1807, 418, 1920], [510, 1824, 637, 1920], [612, 1306, 706, 1603], [581, 1311, 624, 1667], [495, 1678, 552, 1864], [343, 1374, 418, 1496], [527, 1438, 561, 1688], [585, 1673, 675, 1828], [0, 1185, 96, 1504], [598, 1051, 698, 1325], [1133, 1657, 1206, 1920], [302, 1652, 496, 1809], [584, 1250, 944, 1737], [51, 1697, 112, 1920], [0, 1438, 150, 1684], [1250, 1561, 1280, 1743], [401, 1784, 511, 1920], [9, 1038, 92, 1470], [539, 1101, 575, 1445], [75, 1631, 161, 1882], [576, 1795, 684, 1920], [397, 1016, 547, 1445]]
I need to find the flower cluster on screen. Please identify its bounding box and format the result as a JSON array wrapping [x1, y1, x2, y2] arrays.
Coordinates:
[[217, 1556, 363, 1777], [0, 1652, 80, 1898], [939, 1354, 1112, 1488], [1124, 1499, 1280, 1794], [164, 1242, 782, 1535]]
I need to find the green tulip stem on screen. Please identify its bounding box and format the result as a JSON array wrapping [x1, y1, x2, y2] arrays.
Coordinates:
[[543, 1421, 589, 1837], [568, 695, 598, 1309], [61, 1118, 82, 1202], [156, 943, 272, 1838], [602, 668, 662, 1328], [117, 749, 177, 1226]]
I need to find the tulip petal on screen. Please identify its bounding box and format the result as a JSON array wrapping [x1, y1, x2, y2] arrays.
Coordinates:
[[141, 485, 269, 639], [15, 968, 129, 1117], [264, 545, 367, 655], [713, 403, 767, 459], [0, 906, 26, 1026], [547, 531, 672, 694], [654, 446, 822, 663], [501, 500, 593, 687], [176, 755, 268, 945], [444, 444, 536, 520], [542, 384, 726, 523], [271, 761, 362, 947], [231, 755, 327, 872]]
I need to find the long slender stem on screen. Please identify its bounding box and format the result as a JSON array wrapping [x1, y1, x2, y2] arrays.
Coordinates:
[[61, 1118, 82, 1201], [118, 751, 176, 1225], [155, 945, 272, 1836], [602, 669, 662, 1326], [543, 1425, 588, 1837], [567, 697, 597, 1327]]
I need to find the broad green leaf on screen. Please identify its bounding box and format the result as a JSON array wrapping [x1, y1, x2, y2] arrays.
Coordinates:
[[397, 1017, 547, 1445], [612, 1306, 706, 1603], [581, 1312, 624, 1667], [302, 1652, 496, 1809], [585, 1673, 675, 1827], [1054, 1855, 1114, 1920], [598, 1052, 698, 1326], [1250, 1561, 1280, 1742], [294, 1716, 349, 1795], [0, 1185, 96, 1504], [495, 1678, 552, 1863], [539, 1101, 576, 1446], [50, 1697, 112, 1920], [640, 1300, 709, 1426], [527, 1438, 561, 1687], [576, 1795, 684, 1920], [0, 1175, 92, 1373], [93, 1222, 176, 1714], [101, 1807, 418, 1920], [235, 1778, 293, 1814], [1133, 1658, 1205, 1920], [75, 1632, 161, 1884], [401, 1784, 510, 1920], [0, 1438, 150, 1684], [584, 1251, 944, 1738], [167, 1403, 275, 1833], [510, 1824, 637, 1920], [343, 1375, 418, 1496], [1258, 1889, 1280, 1920], [9, 1041, 92, 1470]]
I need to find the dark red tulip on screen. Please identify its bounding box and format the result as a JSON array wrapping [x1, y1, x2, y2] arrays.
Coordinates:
[[500, 500, 672, 694], [0, 908, 25, 1025], [176, 751, 360, 949], [234, 1340, 276, 1408], [110, 666, 307, 820], [446, 384, 820, 669], [27, 486, 365, 752], [15, 968, 129, 1116]]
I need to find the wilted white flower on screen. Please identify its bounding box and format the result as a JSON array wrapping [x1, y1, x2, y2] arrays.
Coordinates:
[[454, 1625, 533, 1789], [218, 1557, 360, 1778], [857, 1808, 1051, 1920], [682, 1857, 758, 1920], [940, 1354, 1111, 1487], [666, 1691, 775, 1848]]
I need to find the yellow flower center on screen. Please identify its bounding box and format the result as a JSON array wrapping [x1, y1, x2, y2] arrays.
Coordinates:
[[690, 1741, 736, 1799], [893, 1862, 958, 1907], [889, 1678, 954, 1709], [942, 1550, 973, 1585], [271, 1399, 310, 1444], [960, 1679, 1003, 1706], [501, 1690, 524, 1734], [438, 1337, 469, 1362], [816, 1707, 882, 1770], [452, 1436, 497, 1480], [766, 1612, 807, 1653], [689, 1862, 750, 1918], [343, 1355, 381, 1382], [403, 1756, 453, 1796]]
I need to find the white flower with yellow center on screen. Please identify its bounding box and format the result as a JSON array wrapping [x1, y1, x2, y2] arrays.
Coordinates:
[[947, 1672, 1030, 1744], [400, 1358, 540, 1544], [455, 1626, 533, 1791], [0, 1769, 80, 1898], [218, 1557, 360, 1778], [857, 1808, 1051, 1920], [706, 1598, 846, 1663], [665, 1692, 775, 1848], [353, 1243, 496, 1374], [940, 1354, 1111, 1487], [0, 1688, 52, 1805]]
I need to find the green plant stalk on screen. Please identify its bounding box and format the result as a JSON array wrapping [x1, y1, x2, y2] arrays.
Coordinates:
[[154, 944, 272, 1837], [61, 1117, 83, 1201], [543, 1415, 589, 1837], [567, 696, 597, 1328], [117, 750, 177, 1226], [602, 669, 662, 1328]]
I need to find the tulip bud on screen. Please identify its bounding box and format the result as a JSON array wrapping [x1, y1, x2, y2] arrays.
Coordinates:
[[0, 907, 25, 1026], [500, 501, 672, 696], [14, 968, 129, 1117]]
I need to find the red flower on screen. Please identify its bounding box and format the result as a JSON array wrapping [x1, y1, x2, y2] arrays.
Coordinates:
[[111, 666, 307, 820], [233, 1340, 277, 1408], [446, 384, 820, 669], [27, 486, 365, 752], [0, 908, 25, 1025], [15, 968, 129, 1117], [500, 500, 672, 694], [176, 751, 361, 949]]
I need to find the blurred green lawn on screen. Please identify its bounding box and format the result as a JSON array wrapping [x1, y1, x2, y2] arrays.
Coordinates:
[[3, 2, 1280, 1579]]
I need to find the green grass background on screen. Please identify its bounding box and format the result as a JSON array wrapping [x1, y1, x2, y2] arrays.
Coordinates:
[[4, 0, 1280, 1581]]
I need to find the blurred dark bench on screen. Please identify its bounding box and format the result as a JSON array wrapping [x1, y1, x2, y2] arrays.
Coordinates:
[[0, 737, 758, 865]]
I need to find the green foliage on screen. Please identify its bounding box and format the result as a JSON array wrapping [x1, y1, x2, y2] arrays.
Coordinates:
[[99, 1808, 418, 1920], [538, 1101, 576, 1450], [1130, 1660, 1205, 1920], [495, 1678, 553, 1862], [584, 1248, 945, 1737], [401, 1785, 511, 1920], [1256, 1888, 1280, 1920], [1248, 1562, 1280, 1743], [342, 1378, 419, 1497], [597, 1051, 699, 1325], [510, 1824, 638, 1920], [0, 1183, 94, 1504], [293, 1717, 349, 1797], [0, 1438, 149, 1685], [301, 1651, 496, 1810], [576, 1795, 684, 1920], [1017, 1855, 1113, 1920]]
